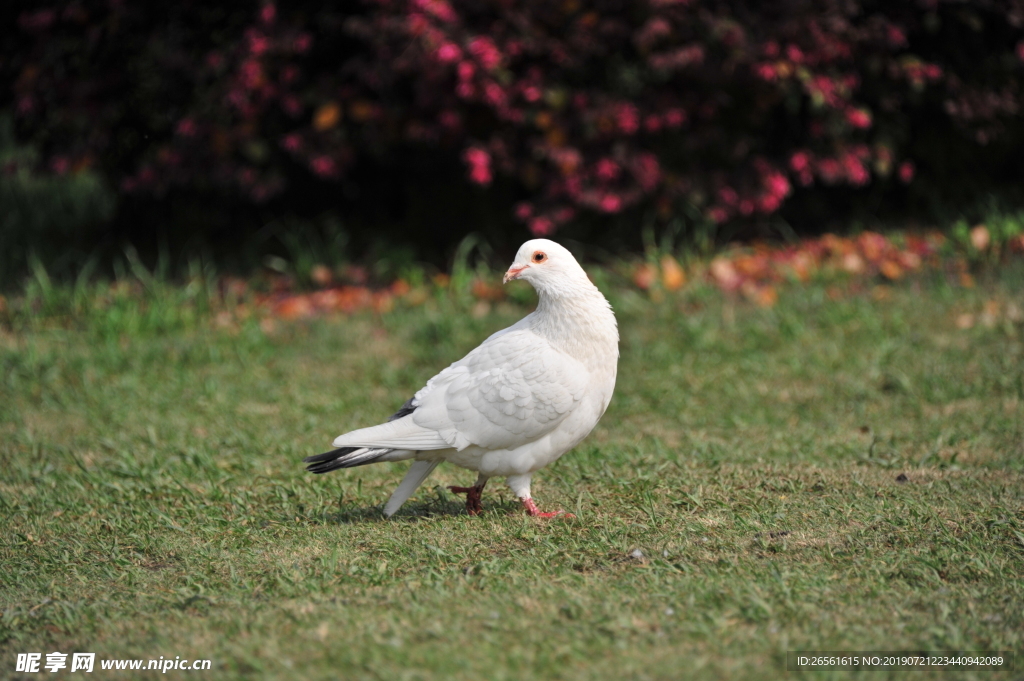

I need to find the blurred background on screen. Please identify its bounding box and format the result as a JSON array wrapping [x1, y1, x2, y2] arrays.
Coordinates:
[[2, 0, 1024, 286]]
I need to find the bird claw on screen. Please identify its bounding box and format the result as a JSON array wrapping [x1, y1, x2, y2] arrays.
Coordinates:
[[520, 497, 574, 519], [448, 485, 484, 515], [534, 511, 575, 519]]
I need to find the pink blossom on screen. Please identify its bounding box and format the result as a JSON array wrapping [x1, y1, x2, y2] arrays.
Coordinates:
[[227, 89, 249, 112], [50, 157, 70, 175], [439, 110, 461, 130], [469, 165, 492, 184], [797, 169, 813, 186], [786, 44, 804, 63], [754, 63, 778, 81], [468, 37, 501, 70], [281, 96, 302, 117], [457, 61, 475, 81], [708, 207, 729, 223], [635, 17, 672, 49], [248, 32, 270, 56], [413, 0, 457, 23], [456, 81, 475, 99], [463, 147, 492, 185], [649, 45, 704, 71], [595, 158, 620, 181], [407, 13, 429, 35], [554, 207, 576, 223], [515, 202, 533, 220], [739, 199, 754, 215], [280, 65, 299, 84], [765, 172, 791, 198], [633, 153, 661, 191], [644, 115, 662, 132], [281, 133, 302, 152], [664, 109, 686, 128], [311, 156, 337, 177], [175, 118, 197, 137], [886, 25, 907, 47], [898, 161, 915, 183], [790, 151, 811, 172], [464, 148, 488, 166], [436, 43, 462, 63], [293, 33, 312, 53], [483, 82, 506, 107], [615, 103, 640, 134], [550, 147, 582, 175], [260, 4, 276, 24], [817, 158, 842, 184], [530, 216, 554, 236], [757, 194, 782, 213], [846, 108, 872, 129], [600, 194, 623, 213], [522, 86, 542, 103], [808, 75, 840, 107], [718, 187, 739, 206], [240, 60, 263, 89], [503, 107, 524, 123], [842, 154, 870, 185], [565, 175, 582, 197], [763, 41, 780, 58]]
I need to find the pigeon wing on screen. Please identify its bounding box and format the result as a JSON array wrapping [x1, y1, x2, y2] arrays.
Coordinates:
[[411, 329, 589, 451]]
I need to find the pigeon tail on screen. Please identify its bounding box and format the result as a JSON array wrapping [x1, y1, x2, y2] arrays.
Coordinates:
[[332, 416, 450, 451], [304, 446, 391, 474], [383, 460, 440, 518]]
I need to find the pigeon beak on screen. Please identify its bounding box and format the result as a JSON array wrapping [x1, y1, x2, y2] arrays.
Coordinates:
[[503, 264, 528, 284]]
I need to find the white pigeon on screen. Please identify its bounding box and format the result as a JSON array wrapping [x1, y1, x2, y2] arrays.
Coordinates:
[[304, 239, 619, 518]]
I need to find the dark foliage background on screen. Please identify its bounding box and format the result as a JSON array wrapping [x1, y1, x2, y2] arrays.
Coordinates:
[[2, 0, 1023, 282]]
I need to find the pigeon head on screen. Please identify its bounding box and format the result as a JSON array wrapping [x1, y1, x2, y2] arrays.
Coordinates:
[[503, 239, 591, 296]]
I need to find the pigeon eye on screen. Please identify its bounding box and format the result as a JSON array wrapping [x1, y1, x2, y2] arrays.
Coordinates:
[[533, 251, 547, 263]]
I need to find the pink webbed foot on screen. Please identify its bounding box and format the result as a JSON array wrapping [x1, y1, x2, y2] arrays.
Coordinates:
[[520, 497, 575, 519], [449, 485, 485, 515]]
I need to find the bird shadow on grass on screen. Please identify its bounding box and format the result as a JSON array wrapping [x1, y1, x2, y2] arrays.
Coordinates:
[[311, 497, 522, 525]]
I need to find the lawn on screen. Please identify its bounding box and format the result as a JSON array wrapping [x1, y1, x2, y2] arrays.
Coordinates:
[[1, 262, 1022, 680]]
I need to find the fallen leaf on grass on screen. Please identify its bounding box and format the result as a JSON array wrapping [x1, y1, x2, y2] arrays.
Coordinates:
[[310, 264, 333, 287], [660, 255, 686, 290], [970, 225, 990, 251], [710, 258, 741, 290], [633, 263, 657, 290]]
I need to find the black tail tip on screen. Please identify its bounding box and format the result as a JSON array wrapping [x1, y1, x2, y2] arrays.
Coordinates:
[[303, 446, 360, 474]]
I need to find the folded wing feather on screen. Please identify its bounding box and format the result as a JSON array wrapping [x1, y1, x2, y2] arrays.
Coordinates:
[[332, 329, 589, 456], [412, 329, 590, 451]]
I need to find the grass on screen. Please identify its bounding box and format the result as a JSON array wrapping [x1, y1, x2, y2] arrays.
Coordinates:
[[1, 261, 1023, 680]]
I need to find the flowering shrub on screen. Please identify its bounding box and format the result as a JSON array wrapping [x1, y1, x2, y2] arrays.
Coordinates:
[[5, 0, 1024, 240]]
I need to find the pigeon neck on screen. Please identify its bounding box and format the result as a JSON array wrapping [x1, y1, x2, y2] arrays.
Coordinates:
[[531, 285, 619, 365]]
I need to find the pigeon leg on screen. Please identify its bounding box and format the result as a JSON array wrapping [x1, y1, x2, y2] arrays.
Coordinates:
[[520, 497, 575, 519], [449, 475, 488, 515], [506, 474, 575, 519]]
